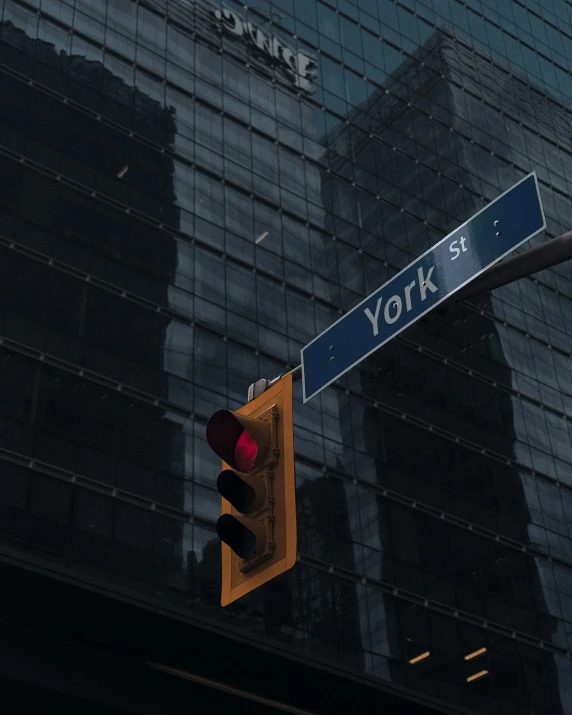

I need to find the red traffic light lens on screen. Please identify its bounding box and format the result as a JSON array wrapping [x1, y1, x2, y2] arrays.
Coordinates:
[[235, 429, 258, 472], [206, 409, 271, 473]]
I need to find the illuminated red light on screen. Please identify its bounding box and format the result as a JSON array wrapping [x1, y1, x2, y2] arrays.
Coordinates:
[[234, 429, 258, 472]]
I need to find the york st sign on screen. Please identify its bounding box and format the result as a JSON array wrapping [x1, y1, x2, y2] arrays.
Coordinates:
[[212, 6, 317, 92], [301, 173, 546, 402]]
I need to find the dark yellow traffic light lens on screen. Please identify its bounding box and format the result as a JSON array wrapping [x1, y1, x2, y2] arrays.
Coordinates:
[[217, 469, 259, 513]]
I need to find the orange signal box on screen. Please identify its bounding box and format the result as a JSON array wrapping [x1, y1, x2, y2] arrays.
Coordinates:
[[206, 373, 296, 606]]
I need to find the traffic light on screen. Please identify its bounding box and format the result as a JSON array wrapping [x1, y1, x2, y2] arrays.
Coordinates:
[[206, 373, 296, 606]]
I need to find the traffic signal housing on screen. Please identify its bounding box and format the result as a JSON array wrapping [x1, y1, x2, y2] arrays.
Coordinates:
[[206, 373, 296, 606]]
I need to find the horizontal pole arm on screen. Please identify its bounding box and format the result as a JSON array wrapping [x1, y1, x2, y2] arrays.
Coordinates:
[[248, 231, 572, 401], [442, 230, 572, 306], [247, 365, 302, 402]]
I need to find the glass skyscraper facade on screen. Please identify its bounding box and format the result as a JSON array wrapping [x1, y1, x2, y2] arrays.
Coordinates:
[[1, 1, 572, 713]]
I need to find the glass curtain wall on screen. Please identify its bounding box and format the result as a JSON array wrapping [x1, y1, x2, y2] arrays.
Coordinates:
[[1, 1, 572, 714]]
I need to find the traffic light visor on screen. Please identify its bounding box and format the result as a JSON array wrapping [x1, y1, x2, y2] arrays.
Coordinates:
[[206, 409, 271, 472]]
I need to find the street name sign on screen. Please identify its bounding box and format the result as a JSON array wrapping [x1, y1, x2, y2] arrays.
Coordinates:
[[301, 172, 546, 403]]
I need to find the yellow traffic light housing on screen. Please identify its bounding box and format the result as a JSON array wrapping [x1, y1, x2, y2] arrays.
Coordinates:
[[206, 373, 296, 606]]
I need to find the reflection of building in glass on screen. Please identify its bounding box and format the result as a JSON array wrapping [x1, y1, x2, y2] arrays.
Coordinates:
[[322, 28, 572, 714], [2, 0, 572, 713], [183, 0, 366, 648], [0, 18, 191, 589], [0, 0, 366, 681]]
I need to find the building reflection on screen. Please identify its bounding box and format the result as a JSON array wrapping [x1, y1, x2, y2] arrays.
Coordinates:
[[321, 28, 566, 713], [0, 19, 187, 589], [185, 0, 364, 654], [1, 2, 571, 712]]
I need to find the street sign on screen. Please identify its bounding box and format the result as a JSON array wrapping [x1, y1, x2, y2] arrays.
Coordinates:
[[301, 172, 546, 403]]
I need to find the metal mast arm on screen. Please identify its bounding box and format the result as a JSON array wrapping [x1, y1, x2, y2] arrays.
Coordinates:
[[442, 230, 572, 306], [249, 231, 572, 400]]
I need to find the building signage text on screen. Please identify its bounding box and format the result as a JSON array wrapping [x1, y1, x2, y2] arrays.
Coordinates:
[[212, 7, 316, 93]]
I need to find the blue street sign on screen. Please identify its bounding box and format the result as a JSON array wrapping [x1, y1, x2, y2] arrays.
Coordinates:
[[302, 172, 546, 403]]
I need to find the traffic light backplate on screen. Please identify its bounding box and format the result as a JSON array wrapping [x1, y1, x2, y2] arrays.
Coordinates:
[[209, 373, 296, 606]]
